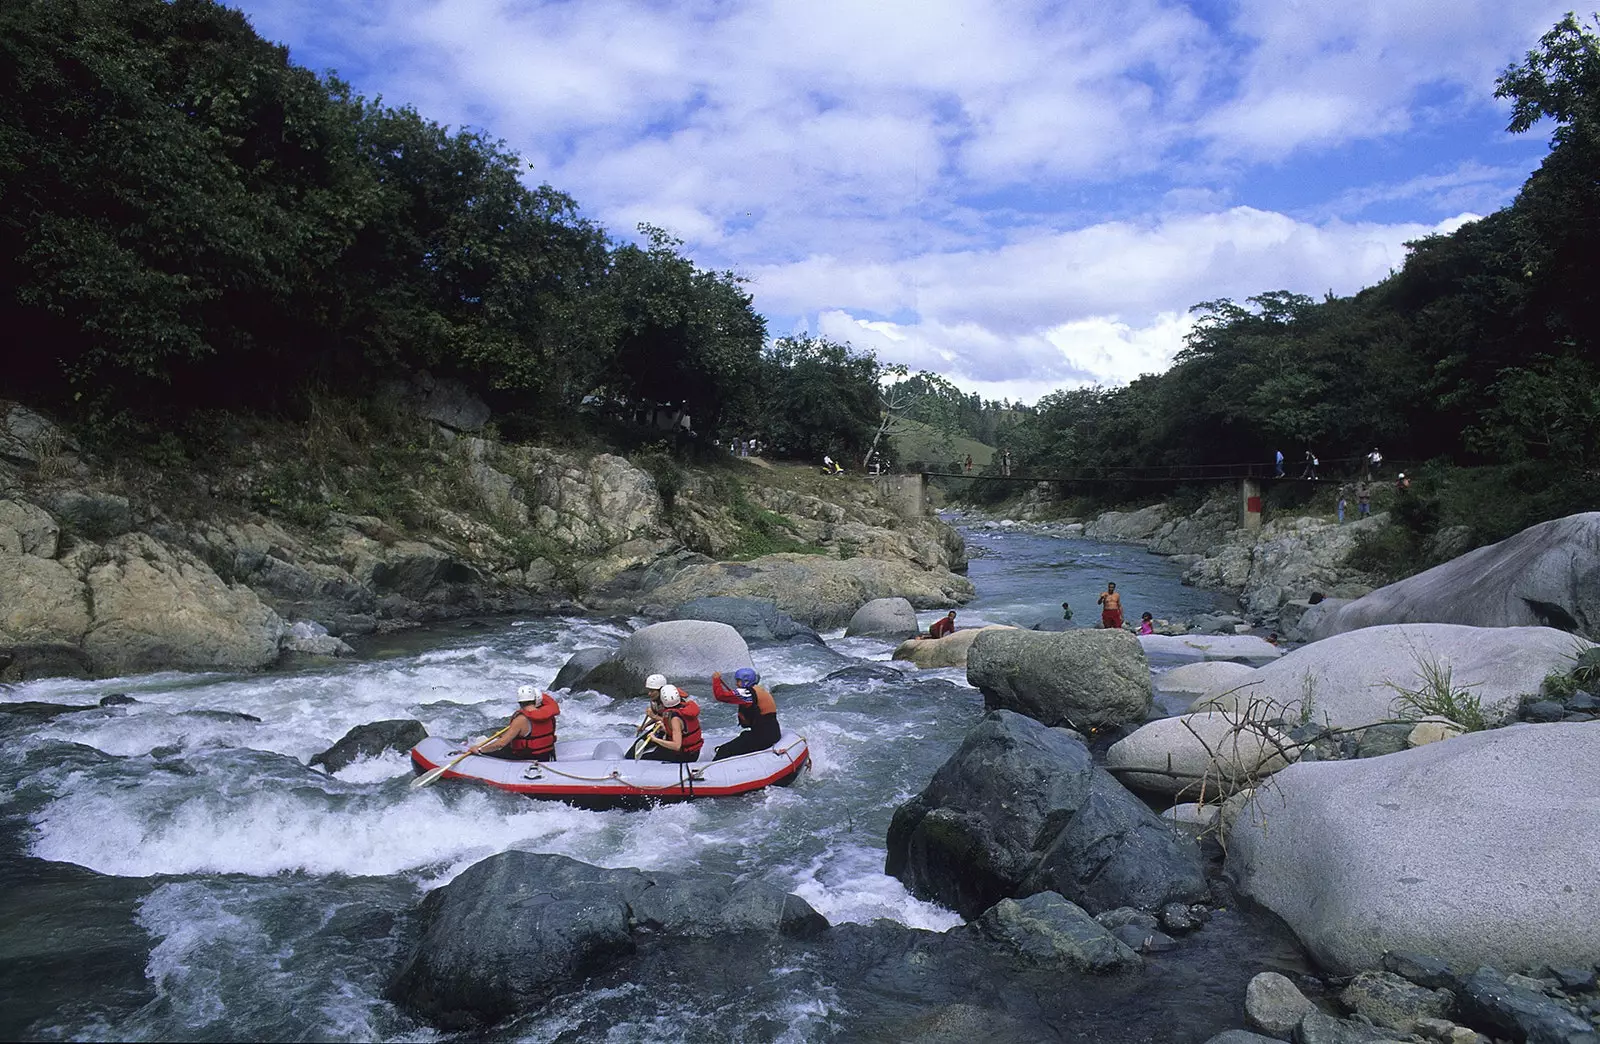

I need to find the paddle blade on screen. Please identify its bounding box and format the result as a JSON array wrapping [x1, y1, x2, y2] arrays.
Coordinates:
[[409, 764, 450, 789]]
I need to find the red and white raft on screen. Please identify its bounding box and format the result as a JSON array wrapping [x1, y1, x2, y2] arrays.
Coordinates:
[[408, 730, 810, 809]]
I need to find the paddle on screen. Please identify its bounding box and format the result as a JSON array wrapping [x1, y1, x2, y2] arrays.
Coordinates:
[[628, 713, 662, 760], [411, 725, 510, 789]]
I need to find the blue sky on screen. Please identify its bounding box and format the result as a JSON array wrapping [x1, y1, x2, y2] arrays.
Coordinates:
[[232, 0, 1572, 404]]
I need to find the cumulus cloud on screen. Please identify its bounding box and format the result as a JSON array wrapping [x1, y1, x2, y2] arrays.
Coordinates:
[[233, 0, 1561, 401]]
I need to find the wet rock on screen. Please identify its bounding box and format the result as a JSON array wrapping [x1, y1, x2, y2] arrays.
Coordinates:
[[1106, 712, 1297, 799], [552, 647, 611, 691], [573, 620, 752, 698], [1355, 724, 1411, 759], [0, 701, 98, 720], [1546, 966, 1599, 993], [1383, 950, 1459, 990], [886, 710, 1206, 919], [822, 663, 909, 684], [1523, 699, 1567, 723], [972, 892, 1141, 973], [1295, 1011, 1410, 1044], [1094, 907, 1159, 932], [667, 596, 821, 644], [98, 693, 136, 707], [389, 851, 825, 1028], [966, 628, 1153, 729], [310, 719, 428, 774], [1340, 970, 1454, 1034], [1194, 623, 1590, 730], [845, 596, 920, 639], [1160, 902, 1200, 933], [892, 625, 1013, 669], [1245, 970, 1317, 1037], [1456, 966, 1597, 1044], [1305, 511, 1600, 640], [1227, 723, 1600, 974]]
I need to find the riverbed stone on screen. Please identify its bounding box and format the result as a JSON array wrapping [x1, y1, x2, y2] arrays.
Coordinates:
[[973, 892, 1142, 973], [1307, 511, 1600, 640], [571, 620, 752, 697], [1226, 722, 1600, 974], [886, 710, 1206, 919], [1194, 623, 1590, 730], [1296, 1012, 1412, 1044], [1456, 966, 1597, 1044], [966, 629, 1153, 729], [667, 596, 821, 643], [310, 719, 427, 773], [1156, 661, 1261, 698], [389, 851, 826, 1028], [1204, 1033, 1288, 1044], [1340, 970, 1454, 1035], [845, 596, 920, 639], [1245, 970, 1317, 1037], [551, 647, 612, 692], [892, 625, 1013, 668], [1106, 712, 1298, 799], [1139, 633, 1284, 666]]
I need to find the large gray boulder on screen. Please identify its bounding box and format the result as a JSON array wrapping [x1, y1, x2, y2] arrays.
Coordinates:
[[1138, 633, 1283, 666], [1308, 511, 1600, 640], [893, 625, 1014, 669], [966, 629, 1153, 729], [1226, 722, 1600, 974], [1084, 505, 1169, 542], [1154, 661, 1260, 699], [1192, 623, 1591, 729], [634, 553, 974, 630], [844, 596, 920, 639], [310, 719, 427, 773], [572, 620, 752, 697], [390, 851, 825, 1028], [551, 647, 611, 692], [1105, 712, 1297, 799], [886, 710, 1207, 919], [667, 596, 821, 643]]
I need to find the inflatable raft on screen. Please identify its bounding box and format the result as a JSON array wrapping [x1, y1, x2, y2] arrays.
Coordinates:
[[408, 730, 810, 809]]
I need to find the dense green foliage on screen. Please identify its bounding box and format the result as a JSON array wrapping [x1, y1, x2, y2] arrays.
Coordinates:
[[0, 0, 826, 446], [991, 14, 1599, 545]]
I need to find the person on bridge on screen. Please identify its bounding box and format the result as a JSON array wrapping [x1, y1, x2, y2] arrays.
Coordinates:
[[1097, 582, 1124, 630], [964, 454, 973, 473], [1274, 449, 1285, 477], [1366, 447, 1383, 479], [1301, 450, 1319, 480]]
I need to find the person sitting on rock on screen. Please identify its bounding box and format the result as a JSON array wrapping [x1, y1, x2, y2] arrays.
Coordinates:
[[1137, 612, 1154, 635], [711, 667, 780, 760], [923, 610, 957, 640], [470, 685, 559, 762], [631, 684, 703, 763]]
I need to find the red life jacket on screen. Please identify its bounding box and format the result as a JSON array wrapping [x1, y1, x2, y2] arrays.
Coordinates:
[[670, 700, 703, 757], [508, 697, 559, 758]]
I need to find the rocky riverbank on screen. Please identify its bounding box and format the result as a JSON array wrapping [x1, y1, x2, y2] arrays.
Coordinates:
[[0, 395, 971, 681]]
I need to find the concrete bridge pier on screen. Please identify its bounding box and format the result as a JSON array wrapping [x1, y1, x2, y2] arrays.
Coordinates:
[[883, 473, 928, 518], [1240, 477, 1263, 531]]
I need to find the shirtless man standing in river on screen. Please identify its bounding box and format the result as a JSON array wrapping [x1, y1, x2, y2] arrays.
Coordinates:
[[1097, 582, 1124, 630]]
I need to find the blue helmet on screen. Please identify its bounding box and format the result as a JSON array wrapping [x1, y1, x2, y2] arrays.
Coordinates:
[[733, 667, 759, 688]]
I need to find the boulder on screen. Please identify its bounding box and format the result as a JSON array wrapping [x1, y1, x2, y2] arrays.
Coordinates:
[[1192, 624, 1591, 729], [1456, 966, 1597, 1044], [389, 851, 825, 1028], [1281, 598, 1354, 643], [892, 625, 1013, 669], [83, 533, 285, 674], [1244, 971, 1317, 1037], [1155, 661, 1260, 698], [885, 710, 1207, 919], [281, 620, 354, 657], [1307, 512, 1600, 640], [844, 596, 920, 639], [1105, 712, 1298, 799], [631, 553, 975, 630], [571, 620, 752, 697], [310, 719, 427, 773], [415, 373, 491, 433], [0, 402, 76, 469], [0, 549, 90, 652], [667, 596, 821, 643], [1295, 1012, 1411, 1044], [1226, 722, 1600, 974], [973, 892, 1141, 973], [0, 498, 60, 557], [1339, 970, 1453, 1035], [966, 629, 1153, 729], [45, 490, 132, 541], [551, 647, 611, 692], [1084, 505, 1169, 542], [1138, 633, 1284, 666]]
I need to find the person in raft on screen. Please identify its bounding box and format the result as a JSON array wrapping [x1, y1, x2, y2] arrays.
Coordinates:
[[922, 610, 957, 640], [632, 684, 703, 763], [711, 667, 780, 760], [470, 684, 559, 762], [1097, 581, 1124, 629], [1137, 612, 1154, 635]]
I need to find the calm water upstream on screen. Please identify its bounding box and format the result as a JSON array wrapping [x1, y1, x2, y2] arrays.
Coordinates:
[[0, 521, 1307, 1042]]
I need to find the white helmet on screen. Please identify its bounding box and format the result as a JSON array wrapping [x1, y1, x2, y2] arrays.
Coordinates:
[[516, 684, 542, 706], [658, 684, 683, 708], [645, 673, 667, 691], [1398, 472, 1406, 479]]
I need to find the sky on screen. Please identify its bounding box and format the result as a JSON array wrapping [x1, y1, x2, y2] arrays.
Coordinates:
[[232, 0, 1575, 405]]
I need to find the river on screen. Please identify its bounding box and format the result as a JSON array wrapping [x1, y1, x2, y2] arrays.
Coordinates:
[[0, 521, 1309, 1042]]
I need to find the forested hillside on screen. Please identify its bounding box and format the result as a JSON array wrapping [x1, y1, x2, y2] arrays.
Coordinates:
[[987, 14, 1599, 553], [0, 0, 890, 462]]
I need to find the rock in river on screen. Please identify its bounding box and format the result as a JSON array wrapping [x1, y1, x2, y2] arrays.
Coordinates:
[[389, 851, 825, 1028], [569, 620, 753, 697], [1106, 712, 1298, 799], [886, 710, 1206, 919], [844, 596, 920, 639], [666, 596, 821, 643], [309, 719, 427, 774], [966, 628, 1152, 729], [1226, 721, 1600, 974]]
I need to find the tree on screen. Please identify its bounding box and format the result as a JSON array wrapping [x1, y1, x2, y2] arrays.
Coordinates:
[[753, 335, 880, 462]]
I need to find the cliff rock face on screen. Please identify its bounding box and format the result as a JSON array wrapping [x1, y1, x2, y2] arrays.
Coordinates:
[[0, 399, 969, 679]]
